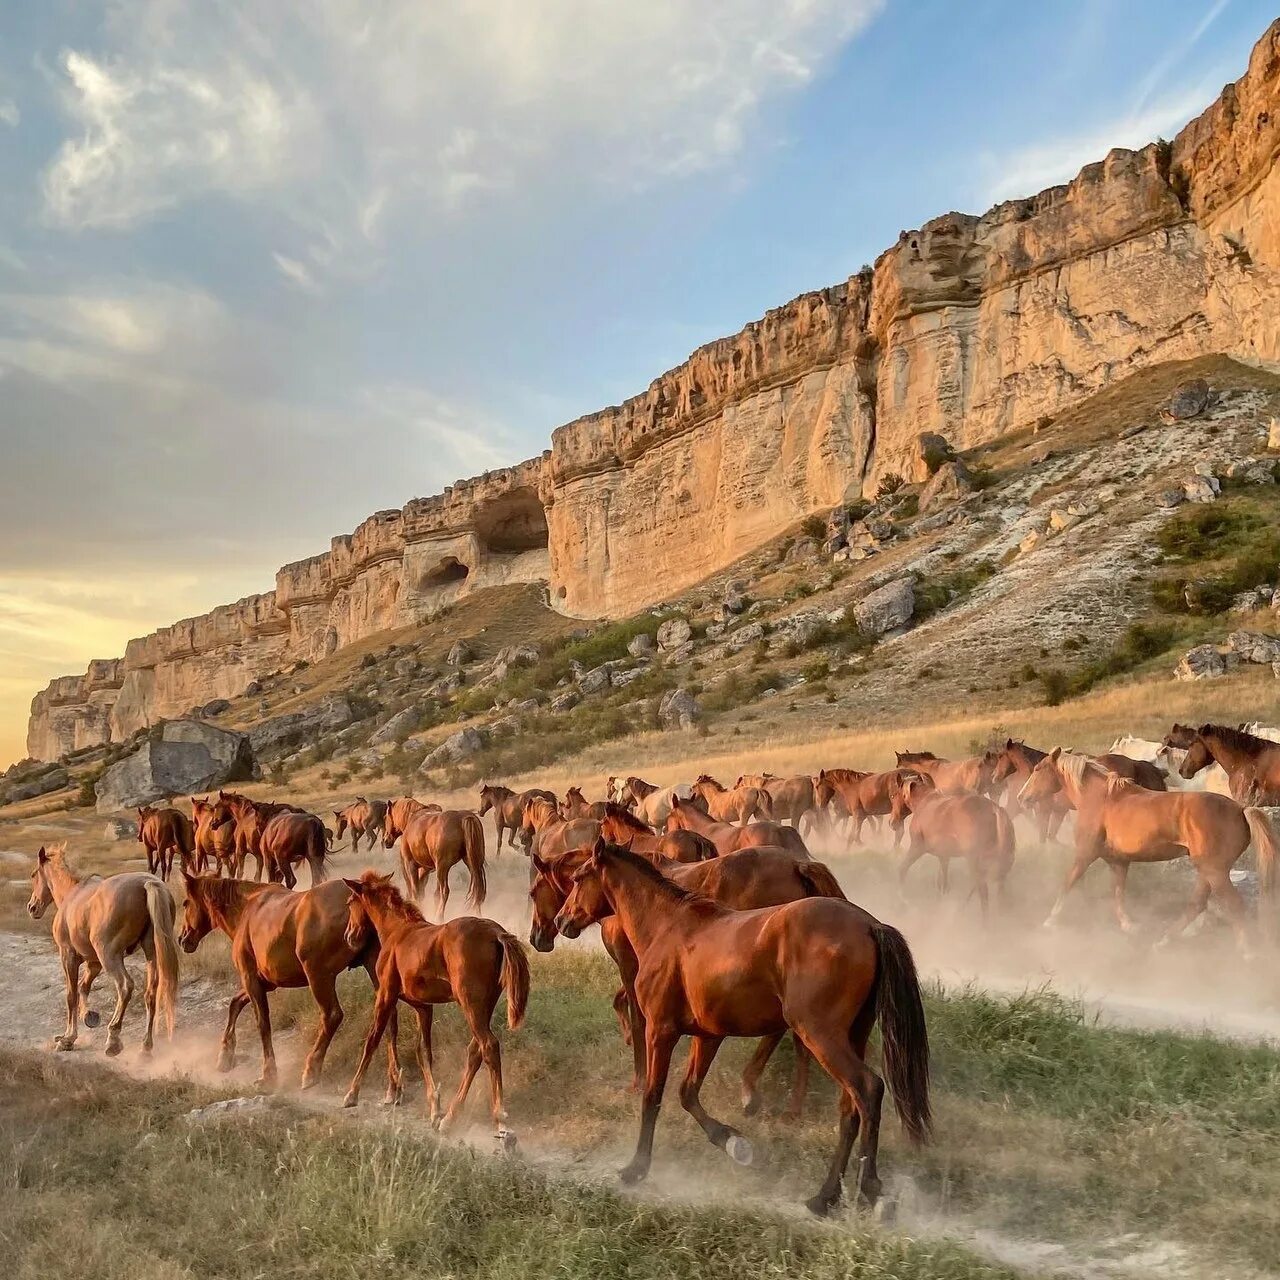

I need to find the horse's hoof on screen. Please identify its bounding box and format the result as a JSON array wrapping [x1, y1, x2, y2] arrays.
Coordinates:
[[741, 1093, 762, 1117], [342, 1093, 359, 1109], [726, 1135, 754, 1166], [299, 1076, 318, 1091], [53, 1036, 74, 1052], [618, 1163, 648, 1186], [872, 1194, 896, 1225], [495, 1128, 518, 1153], [141, 1042, 153, 1057], [105, 1039, 123, 1058], [83, 1010, 100, 1028], [805, 1194, 835, 1218], [380, 1090, 403, 1108], [216, 1052, 235, 1073]]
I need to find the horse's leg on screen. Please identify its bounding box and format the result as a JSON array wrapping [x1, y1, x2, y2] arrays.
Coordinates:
[[343, 980, 399, 1108], [412, 1006, 441, 1124], [435, 852, 453, 919], [55, 947, 82, 1050], [1044, 838, 1101, 928], [1157, 875, 1212, 948], [1199, 860, 1253, 955], [398, 849, 416, 901], [897, 839, 927, 895], [973, 859, 990, 923], [1107, 860, 1136, 933], [361, 960, 403, 1105], [739, 1033, 783, 1116], [97, 942, 134, 1057], [619, 1028, 678, 1185], [300, 968, 343, 1089], [242, 969, 277, 1088], [442, 988, 505, 1133], [140, 934, 158, 1053], [217, 991, 250, 1071], [439, 1039, 483, 1130], [783, 1037, 812, 1122], [611, 988, 633, 1044], [77, 957, 102, 1028], [937, 856, 951, 897], [679, 1034, 752, 1163]]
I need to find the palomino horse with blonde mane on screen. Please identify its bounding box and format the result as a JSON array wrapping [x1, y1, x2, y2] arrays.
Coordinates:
[[1169, 723, 1280, 804], [478, 783, 555, 852], [333, 798, 388, 853], [666, 794, 808, 857], [382, 799, 487, 915], [599, 803, 716, 863], [341, 871, 529, 1142], [27, 845, 179, 1057], [890, 776, 1015, 920], [613, 776, 695, 826], [529, 840, 846, 1118], [691, 776, 772, 824], [179, 872, 403, 1097], [554, 842, 931, 1215], [1019, 748, 1278, 949], [989, 742, 1070, 842], [137, 805, 195, 879]]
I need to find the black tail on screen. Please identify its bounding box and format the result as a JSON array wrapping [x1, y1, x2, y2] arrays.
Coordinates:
[[871, 922, 932, 1145]]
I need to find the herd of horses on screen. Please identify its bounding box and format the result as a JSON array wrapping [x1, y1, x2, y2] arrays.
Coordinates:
[[21, 719, 1280, 1215]]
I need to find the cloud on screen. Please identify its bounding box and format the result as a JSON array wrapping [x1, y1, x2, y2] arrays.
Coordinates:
[[272, 252, 321, 294], [0, 98, 17, 128]]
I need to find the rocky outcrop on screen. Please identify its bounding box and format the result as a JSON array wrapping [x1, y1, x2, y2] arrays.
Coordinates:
[[26, 21, 1280, 759], [94, 720, 255, 812]]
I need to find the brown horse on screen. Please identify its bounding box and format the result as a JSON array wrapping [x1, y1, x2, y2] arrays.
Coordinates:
[[891, 777, 1015, 919], [333, 798, 388, 853], [191, 796, 238, 875], [692, 776, 772, 824], [530, 842, 846, 1116], [666, 794, 808, 857], [478, 783, 555, 851], [382, 800, 487, 916], [27, 846, 179, 1057], [600, 804, 717, 863], [178, 873, 402, 1098], [258, 811, 330, 889], [1174, 724, 1280, 804], [341, 871, 529, 1142], [1091, 753, 1167, 791], [736, 773, 824, 837], [815, 768, 915, 846], [895, 751, 998, 796], [1019, 748, 1278, 948], [211, 791, 306, 880], [554, 842, 930, 1215], [560, 785, 609, 821], [137, 805, 195, 879], [989, 742, 1070, 843], [519, 795, 600, 860]]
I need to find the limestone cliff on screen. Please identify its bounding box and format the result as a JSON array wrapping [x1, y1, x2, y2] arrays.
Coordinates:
[[26, 20, 1280, 759]]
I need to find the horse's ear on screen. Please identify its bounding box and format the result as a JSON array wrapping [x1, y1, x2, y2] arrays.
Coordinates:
[[895, 751, 905, 763], [181, 868, 197, 889], [1198, 723, 1212, 736], [530, 852, 548, 876], [37, 846, 48, 864], [1049, 746, 1062, 761], [1005, 738, 1014, 749], [341, 878, 363, 893], [590, 834, 606, 861]]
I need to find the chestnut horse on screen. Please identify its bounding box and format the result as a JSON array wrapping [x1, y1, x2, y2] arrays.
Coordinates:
[[989, 742, 1070, 843], [382, 799, 487, 916], [27, 846, 179, 1057], [600, 803, 717, 863], [736, 773, 824, 837], [1173, 723, 1280, 804], [478, 783, 555, 851], [666, 794, 808, 857], [891, 777, 1015, 919], [211, 792, 306, 880], [259, 811, 330, 889], [815, 768, 915, 846], [554, 843, 931, 1215], [692, 776, 772, 824], [530, 841, 846, 1117], [519, 796, 600, 860], [342, 871, 529, 1141], [191, 796, 237, 875], [137, 805, 195, 879], [178, 873, 402, 1098], [1019, 748, 1278, 948], [895, 750, 998, 796], [333, 798, 388, 853], [560, 785, 609, 821]]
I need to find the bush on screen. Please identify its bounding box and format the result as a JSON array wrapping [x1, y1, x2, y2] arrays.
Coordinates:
[[876, 471, 905, 498], [1039, 668, 1070, 706], [913, 561, 996, 621], [800, 513, 827, 541]]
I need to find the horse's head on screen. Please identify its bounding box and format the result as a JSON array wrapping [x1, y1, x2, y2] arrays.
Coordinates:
[[333, 809, 349, 837], [528, 852, 574, 952], [26, 847, 55, 920], [1018, 747, 1062, 804], [664, 794, 688, 832], [813, 770, 835, 806], [990, 741, 1022, 783], [1161, 723, 1197, 751], [177, 873, 216, 952], [1178, 731, 1214, 779], [554, 839, 612, 939], [477, 783, 495, 816], [891, 773, 932, 820], [381, 802, 403, 848]]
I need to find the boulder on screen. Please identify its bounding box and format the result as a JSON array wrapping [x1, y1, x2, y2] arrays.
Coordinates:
[[1019, 528, 1042, 555], [1226, 631, 1280, 665], [1156, 488, 1185, 509], [658, 688, 701, 731], [95, 720, 254, 813], [656, 617, 693, 652], [393, 657, 418, 678], [918, 460, 974, 513], [550, 691, 581, 713], [612, 666, 648, 688], [911, 432, 957, 482], [421, 727, 486, 769], [784, 537, 818, 564], [853, 578, 915, 637], [1182, 476, 1218, 504], [249, 696, 355, 757], [1268, 417, 1280, 452], [578, 665, 614, 695], [244, 680, 263, 697], [199, 698, 231, 718], [446, 640, 474, 667], [103, 817, 138, 841], [369, 707, 422, 746], [721, 586, 748, 616], [627, 632, 656, 658], [495, 643, 539, 670], [1161, 378, 1212, 422], [1173, 645, 1232, 681], [2, 766, 70, 805]]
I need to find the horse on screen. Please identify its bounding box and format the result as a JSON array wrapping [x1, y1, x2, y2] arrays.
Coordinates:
[[211, 792, 306, 880], [736, 773, 824, 838], [27, 845, 179, 1057], [529, 841, 846, 1116], [1019, 748, 1278, 949], [814, 768, 915, 846], [554, 842, 930, 1215], [478, 783, 555, 852], [691, 776, 772, 824], [254, 811, 330, 889], [333, 798, 388, 853], [616, 776, 695, 826], [137, 805, 195, 879], [191, 796, 238, 875], [989, 742, 1071, 842], [382, 799, 487, 916], [1170, 723, 1280, 805], [665, 794, 808, 857], [599, 803, 717, 863], [895, 750, 998, 796], [890, 777, 1015, 920], [178, 873, 402, 1098], [1091, 753, 1167, 791], [560, 785, 609, 821], [518, 796, 600, 860], [341, 871, 529, 1143]]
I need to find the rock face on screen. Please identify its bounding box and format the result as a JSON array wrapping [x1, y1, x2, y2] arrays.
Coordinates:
[[26, 21, 1280, 758], [95, 721, 254, 813], [1174, 645, 1233, 681]]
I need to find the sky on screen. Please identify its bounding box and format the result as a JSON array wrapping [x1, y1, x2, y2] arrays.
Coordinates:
[[0, 0, 1274, 766]]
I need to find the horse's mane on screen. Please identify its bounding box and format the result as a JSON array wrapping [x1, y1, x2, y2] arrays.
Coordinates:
[[898, 750, 940, 763], [821, 768, 868, 783], [1055, 750, 1109, 785], [1200, 723, 1276, 754], [1007, 740, 1047, 764], [599, 844, 717, 912], [693, 774, 723, 789], [355, 870, 425, 922], [602, 802, 650, 832]]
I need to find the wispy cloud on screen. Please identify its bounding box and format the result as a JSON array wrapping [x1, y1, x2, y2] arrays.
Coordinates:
[[0, 97, 17, 128]]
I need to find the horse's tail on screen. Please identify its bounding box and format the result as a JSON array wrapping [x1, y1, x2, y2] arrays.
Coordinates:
[[795, 859, 847, 901], [498, 930, 530, 1030], [755, 788, 773, 820], [994, 803, 1016, 865], [323, 824, 335, 850], [1244, 806, 1279, 920], [309, 818, 329, 882], [463, 813, 487, 910], [870, 921, 932, 1146], [144, 879, 180, 1039]]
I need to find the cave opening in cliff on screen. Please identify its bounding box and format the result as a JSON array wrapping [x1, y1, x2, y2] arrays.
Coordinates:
[[420, 556, 470, 587], [473, 487, 549, 554]]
